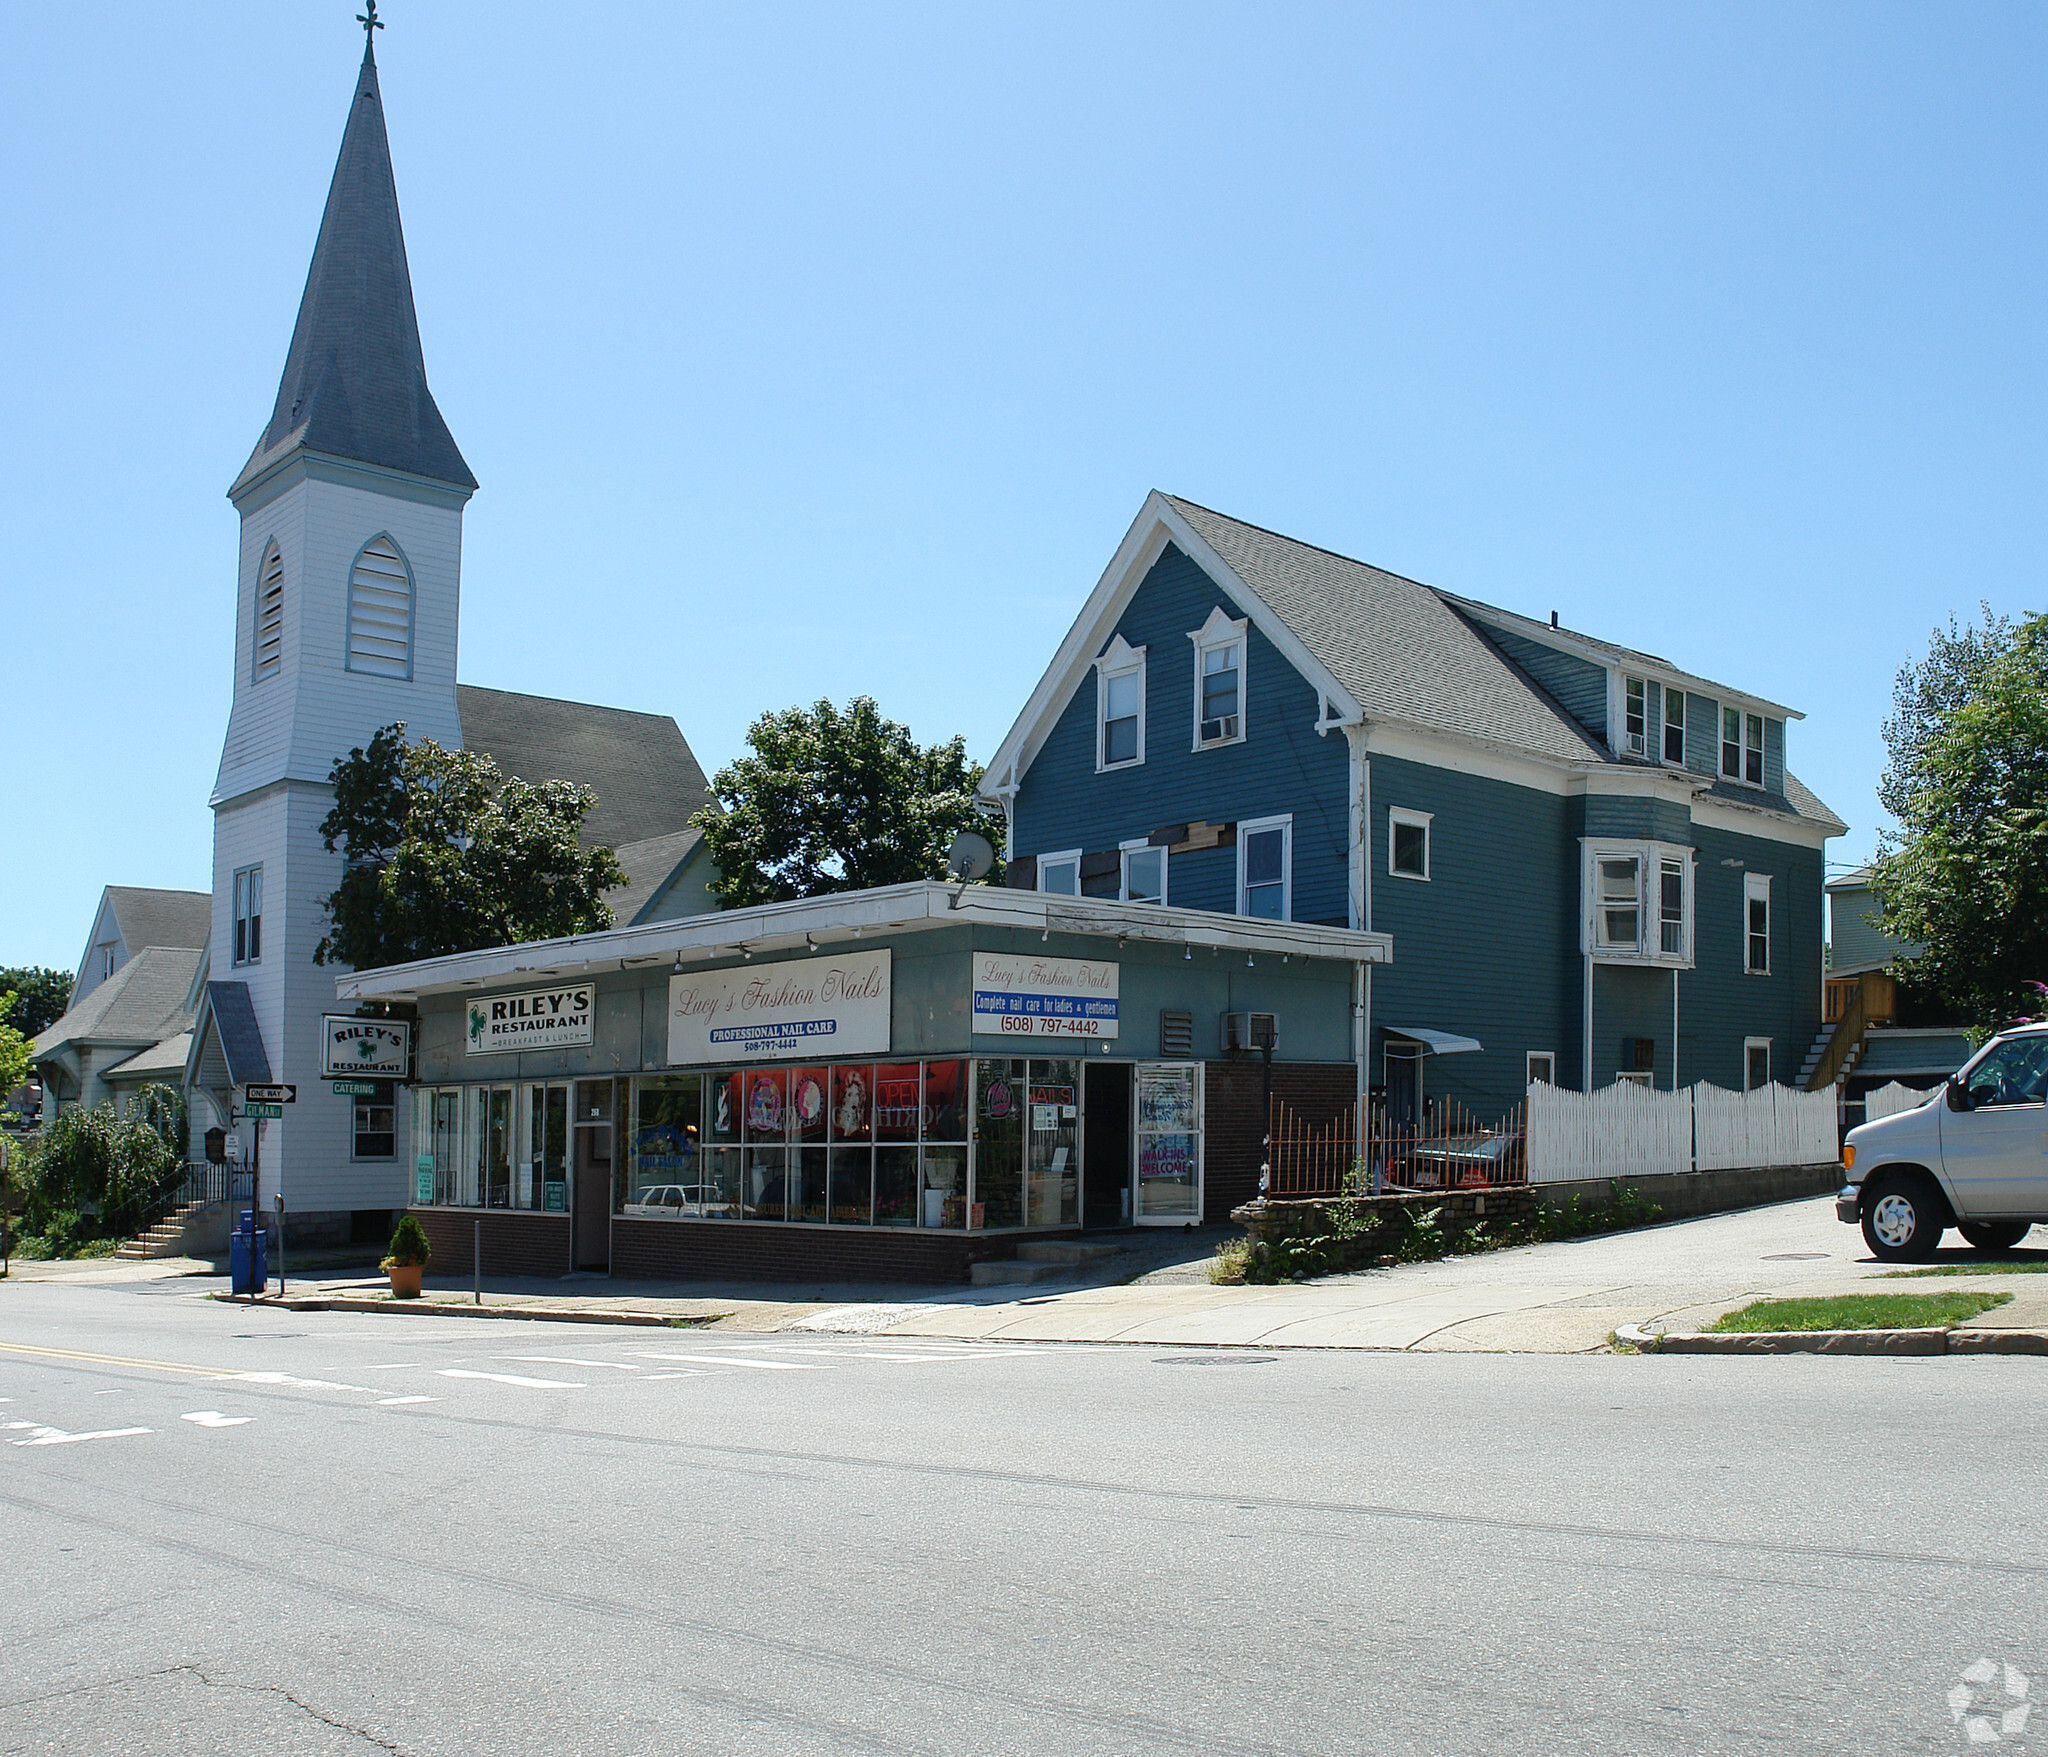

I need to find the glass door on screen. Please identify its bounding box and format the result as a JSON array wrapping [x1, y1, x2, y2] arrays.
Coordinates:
[[1135, 1063, 1201, 1223]]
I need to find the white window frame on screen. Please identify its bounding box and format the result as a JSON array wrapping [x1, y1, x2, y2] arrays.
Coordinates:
[[1037, 848, 1082, 897], [1744, 872, 1772, 975], [98, 943, 116, 981], [1388, 807, 1432, 882], [1120, 839, 1168, 906], [1527, 1051, 1556, 1087], [1614, 1069, 1653, 1089], [1188, 607, 1248, 750], [1744, 1037, 1772, 1091], [1624, 676, 1647, 756], [1720, 705, 1743, 781], [231, 864, 263, 967], [1583, 840, 1694, 966], [1663, 688, 1686, 765], [1745, 713, 1765, 787], [1095, 635, 1146, 772], [1237, 814, 1292, 922]]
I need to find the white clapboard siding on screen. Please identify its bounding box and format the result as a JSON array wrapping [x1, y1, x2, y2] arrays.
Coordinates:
[[1526, 1081, 1692, 1183], [1692, 1082, 1839, 1171], [1864, 1081, 1937, 1123], [346, 536, 414, 677]]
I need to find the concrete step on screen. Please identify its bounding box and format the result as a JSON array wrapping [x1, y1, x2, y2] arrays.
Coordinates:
[[1015, 1241, 1122, 1267], [968, 1259, 1071, 1287]]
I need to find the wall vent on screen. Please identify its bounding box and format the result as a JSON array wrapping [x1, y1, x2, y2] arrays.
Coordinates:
[[1159, 1009, 1194, 1058]]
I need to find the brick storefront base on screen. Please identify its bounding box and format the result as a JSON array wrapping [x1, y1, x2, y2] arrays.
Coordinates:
[[1202, 1061, 1357, 1223], [411, 1209, 571, 1279]]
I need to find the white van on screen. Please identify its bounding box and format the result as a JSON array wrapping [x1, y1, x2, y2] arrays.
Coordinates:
[[1835, 1023, 2048, 1262]]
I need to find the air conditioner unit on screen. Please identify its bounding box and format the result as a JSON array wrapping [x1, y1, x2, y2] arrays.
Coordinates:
[[1627, 731, 1646, 755], [1201, 715, 1240, 744], [1223, 1011, 1277, 1052]]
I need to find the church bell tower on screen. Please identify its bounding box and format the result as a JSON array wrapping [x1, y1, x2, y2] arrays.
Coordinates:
[[204, 13, 474, 1230]]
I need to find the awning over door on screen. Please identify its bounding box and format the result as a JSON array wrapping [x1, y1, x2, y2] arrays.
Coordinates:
[[1387, 1025, 1483, 1056]]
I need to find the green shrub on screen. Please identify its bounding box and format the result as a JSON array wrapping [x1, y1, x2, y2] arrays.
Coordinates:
[[384, 1213, 432, 1267], [19, 1090, 184, 1250]]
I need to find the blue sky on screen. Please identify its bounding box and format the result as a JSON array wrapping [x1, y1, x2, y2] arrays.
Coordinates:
[[6, 3, 2042, 969]]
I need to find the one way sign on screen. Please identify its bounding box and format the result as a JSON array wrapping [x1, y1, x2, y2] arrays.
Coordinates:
[[244, 1084, 297, 1104]]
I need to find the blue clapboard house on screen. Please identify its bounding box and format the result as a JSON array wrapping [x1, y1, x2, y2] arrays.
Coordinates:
[[981, 494, 1843, 1126]]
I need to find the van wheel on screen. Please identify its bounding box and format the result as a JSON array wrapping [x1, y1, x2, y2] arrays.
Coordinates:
[[1861, 1173, 1948, 1263], [1959, 1221, 2031, 1253]]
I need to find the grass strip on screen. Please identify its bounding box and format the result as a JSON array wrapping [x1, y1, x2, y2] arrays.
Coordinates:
[[1883, 1260, 2048, 1277], [1704, 1290, 2013, 1334]]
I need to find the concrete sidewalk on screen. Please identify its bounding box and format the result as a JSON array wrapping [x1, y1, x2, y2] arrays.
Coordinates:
[[23, 1194, 2048, 1353]]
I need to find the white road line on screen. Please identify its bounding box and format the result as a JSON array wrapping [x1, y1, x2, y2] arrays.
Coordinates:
[[181, 1412, 253, 1428], [9, 1425, 154, 1447], [367, 1363, 426, 1370], [376, 1396, 437, 1406], [437, 1369, 585, 1389], [629, 1353, 832, 1371], [638, 1372, 712, 1381], [502, 1356, 641, 1370], [230, 1371, 374, 1393]]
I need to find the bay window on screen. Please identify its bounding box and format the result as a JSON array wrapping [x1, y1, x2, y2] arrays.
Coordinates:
[[1584, 840, 1694, 964]]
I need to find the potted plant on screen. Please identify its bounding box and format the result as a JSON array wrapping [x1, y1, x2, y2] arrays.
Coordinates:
[[382, 1213, 431, 1299]]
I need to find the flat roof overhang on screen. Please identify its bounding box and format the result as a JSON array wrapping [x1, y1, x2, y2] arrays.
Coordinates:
[[334, 879, 1394, 1004]]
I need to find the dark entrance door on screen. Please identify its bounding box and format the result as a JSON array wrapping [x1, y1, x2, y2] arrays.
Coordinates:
[[1082, 1063, 1132, 1229], [573, 1079, 613, 1272]]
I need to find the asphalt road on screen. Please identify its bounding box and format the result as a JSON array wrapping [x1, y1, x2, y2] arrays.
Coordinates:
[[2, 1274, 2043, 1755]]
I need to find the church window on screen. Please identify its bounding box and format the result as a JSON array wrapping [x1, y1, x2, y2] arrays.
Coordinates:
[[232, 865, 263, 966], [254, 541, 285, 681], [345, 534, 415, 678]]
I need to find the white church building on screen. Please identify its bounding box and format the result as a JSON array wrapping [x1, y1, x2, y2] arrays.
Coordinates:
[[155, 29, 718, 1246]]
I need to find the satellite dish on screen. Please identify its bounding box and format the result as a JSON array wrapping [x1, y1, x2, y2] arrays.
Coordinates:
[[946, 831, 995, 883]]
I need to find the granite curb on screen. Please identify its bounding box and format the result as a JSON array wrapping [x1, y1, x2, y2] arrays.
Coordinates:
[[1616, 1322, 2048, 1356], [209, 1292, 718, 1328]]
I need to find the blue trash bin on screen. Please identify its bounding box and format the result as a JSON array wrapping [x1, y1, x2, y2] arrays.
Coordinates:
[[229, 1213, 268, 1294]]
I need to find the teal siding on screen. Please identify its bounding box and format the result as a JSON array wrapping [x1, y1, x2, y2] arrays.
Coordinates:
[[1676, 828, 1824, 1089], [1592, 965, 1680, 1089], [1014, 544, 1351, 925], [1582, 795, 1693, 844], [1764, 717, 1786, 796], [1469, 620, 1608, 742], [1686, 692, 1722, 778]]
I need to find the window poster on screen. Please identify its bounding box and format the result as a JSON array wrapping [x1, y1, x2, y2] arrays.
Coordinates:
[[1137, 1066, 1197, 1134]]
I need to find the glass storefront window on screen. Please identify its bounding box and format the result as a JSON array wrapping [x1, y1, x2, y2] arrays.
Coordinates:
[[876, 1145, 918, 1227], [1027, 1058, 1080, 1227], [626, 1075, 701, 1218], [972, 1059, 1024, 1229], [875, 1064, 920, 1143], [521, 1083, 569, 1212], [831, 1065, 871, 1141]]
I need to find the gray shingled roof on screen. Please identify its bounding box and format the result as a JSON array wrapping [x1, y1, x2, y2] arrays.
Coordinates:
[[609, 827, 707, 924], [200, 982, 273, 1088], [33, 947, 202, 1056], [457, 686, 712, 852], [1166, 497, 1604, 765], [230, 42, 474, 496], [101, 1032, 194, 1083], [105, 886, 212, 956]]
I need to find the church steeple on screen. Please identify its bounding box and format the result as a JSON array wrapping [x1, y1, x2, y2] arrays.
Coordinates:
[[231, 22, 475, 497]]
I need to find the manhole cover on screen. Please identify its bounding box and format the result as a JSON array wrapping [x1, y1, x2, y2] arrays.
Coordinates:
[[1152, 1354, 1277, 1365], [1761, 1253, 1828, 1261]]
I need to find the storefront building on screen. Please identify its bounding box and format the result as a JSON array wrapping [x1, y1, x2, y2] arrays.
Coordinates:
[[335, 882, 1390, 1282]]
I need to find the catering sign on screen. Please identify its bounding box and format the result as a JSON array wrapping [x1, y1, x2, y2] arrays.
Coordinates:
[[972, 953, 1120, 1039], [322, 1014, 411, 1078], [466, 984, 594, 1055], [668, 948, 891, 1065]]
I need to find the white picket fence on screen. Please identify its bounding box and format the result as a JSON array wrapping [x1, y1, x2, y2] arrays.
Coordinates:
[[1526, 1080, 1839, 1184], [1864, 1080, 1937, 1122]]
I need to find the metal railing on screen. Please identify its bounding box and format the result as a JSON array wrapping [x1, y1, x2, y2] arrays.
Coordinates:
[[1266, 1098, 1528, 1198], [170, 1161, 254, 1211]]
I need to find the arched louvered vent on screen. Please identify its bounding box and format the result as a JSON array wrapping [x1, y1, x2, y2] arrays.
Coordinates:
[[253, 541, 285, 682], [346, 535, 413, 678]]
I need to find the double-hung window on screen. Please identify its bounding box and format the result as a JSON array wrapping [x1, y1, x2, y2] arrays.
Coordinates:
[[1038, 850, 1081, 897], [1096, 637, 1146, 770], [1744, 872, 1772, 974], [1189, 608, 1248, 748], [1663, 690, 1686, 764], [1721, 707, 1742, 780], [1238, 816, 1291, 921], [1624, 678, 1646, 755], [232, 865, 263, 966], [1745, 713, 1765, 785], [1121, 840, 1167, 905], [1389, 808, 1431, 880], [1745, 1039, 1772, 1091], [1585, 841, 1693, 964]]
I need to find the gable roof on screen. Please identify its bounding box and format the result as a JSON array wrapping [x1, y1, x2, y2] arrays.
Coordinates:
[[103, 886, 212, 958], [230, 40, 474, 498], [608, 827, 709, 925], [456, 685, 712, 852], [101, 1032, 194, 1085], [33, 946, 203, 1058], [187, 982, 273, 1092]]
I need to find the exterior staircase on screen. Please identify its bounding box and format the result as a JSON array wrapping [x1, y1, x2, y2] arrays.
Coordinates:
[[115, 1200, 230, 1260], [1796, 1026, 1852, 1090], [969, 1240, 1122, 1287]]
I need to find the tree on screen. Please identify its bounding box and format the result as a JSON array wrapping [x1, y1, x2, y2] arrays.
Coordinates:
[[0, 992, 32, 1102], [315, 723, 629, 970], [0, 967, 73, 1038], [23, 1085, 185, 1245], [693, 697, 1002, 908], [1873, 608, 2048, 1025]]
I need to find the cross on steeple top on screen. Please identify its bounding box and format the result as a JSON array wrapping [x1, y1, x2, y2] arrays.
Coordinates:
[[357, 1, 383, 51]]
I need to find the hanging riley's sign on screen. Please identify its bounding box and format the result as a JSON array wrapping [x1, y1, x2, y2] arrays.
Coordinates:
[[668, 948, 891, 1065], [972, 953, 1119, 1039], [321, 1014, 411, 1079], [466, 984, 594, 1055]]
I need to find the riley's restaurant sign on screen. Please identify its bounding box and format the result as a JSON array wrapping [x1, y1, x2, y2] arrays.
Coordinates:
[[466, 985, 595, 1055]]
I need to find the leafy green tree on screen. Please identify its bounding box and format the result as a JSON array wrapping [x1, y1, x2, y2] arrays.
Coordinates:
[[23, 1085, 185, 1245], [315, 724, 628, 969], [0, 967, 73, 1038], [694, 697, 1001, 907], [0, 991, 32, 1103], [1873, 608, 2048, 1024]]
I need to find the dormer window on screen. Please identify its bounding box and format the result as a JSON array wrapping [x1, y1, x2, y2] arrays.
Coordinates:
[[254, 541, 285, 682], [1721, 708, 1764, 785], [1189, 608, 1248, 749], [1624, 677, 1646, 755], [1095, 636, 1146, 771], [1663, 690, 1686, 764]]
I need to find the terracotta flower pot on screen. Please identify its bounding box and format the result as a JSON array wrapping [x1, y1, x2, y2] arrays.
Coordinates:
[[386, 1261, 424, 1299]]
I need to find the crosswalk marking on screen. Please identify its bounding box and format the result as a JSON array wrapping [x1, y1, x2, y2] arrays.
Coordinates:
[[437, 1369, 584, 1389], [629, 1352, 831, 1372], [503, 1356, 641, 1371], [181, 1412, 252, 1428], [376, 1395, 437, 1406], [230, 1371, 372, 1393]]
